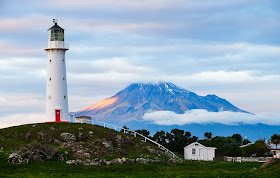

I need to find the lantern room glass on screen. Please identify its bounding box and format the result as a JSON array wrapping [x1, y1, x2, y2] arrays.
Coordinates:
[[48, 29, 64, 41]]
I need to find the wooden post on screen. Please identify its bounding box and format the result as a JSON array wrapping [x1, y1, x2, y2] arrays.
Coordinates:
[[104, 123, 105, 128], [115, 126, 116, 131], [124, 129, 126, 133], [144, 137, 146, 142], [134, 132, 136, 137]]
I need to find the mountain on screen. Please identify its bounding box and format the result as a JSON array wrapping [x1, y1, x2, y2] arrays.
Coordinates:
[[75, 82, 248, 123]]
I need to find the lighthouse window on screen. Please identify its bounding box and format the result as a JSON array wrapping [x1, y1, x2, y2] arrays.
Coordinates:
[[49, 96, 51, 99], [49, 59, 52, 62], [49, 78, 51, 81], [62, 59, 64, 62], [64, 96, 66, 99], [63, 77, 65, 80]]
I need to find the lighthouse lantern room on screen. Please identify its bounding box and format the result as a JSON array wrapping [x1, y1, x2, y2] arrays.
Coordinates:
[[45, 19, 69, 122]]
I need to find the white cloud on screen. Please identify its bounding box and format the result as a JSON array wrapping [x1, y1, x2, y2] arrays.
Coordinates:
[[142, 109, 280, 126], [0, 113, 46, 129], [45, 0, 260, 11]]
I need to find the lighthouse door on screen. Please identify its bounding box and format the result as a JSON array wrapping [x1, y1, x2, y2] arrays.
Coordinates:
[[55, 110, 61, 122]]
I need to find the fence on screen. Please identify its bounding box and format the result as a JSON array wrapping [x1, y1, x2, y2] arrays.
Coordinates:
[[76, 118, 178, 159], [224, 156, 272, 163]]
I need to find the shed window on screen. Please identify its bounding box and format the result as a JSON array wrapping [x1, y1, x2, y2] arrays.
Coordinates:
[[64, 96, 66, 99], [49, 96, 51, 99], [192, 148, 196, 155], [63, 77, 65, 80], [62, 59, 64, 62], [49, 78, 51, 81], [49, 59, 52, 62]]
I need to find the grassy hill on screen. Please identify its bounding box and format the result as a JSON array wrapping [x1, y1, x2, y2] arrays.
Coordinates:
[[0, 123, 168, 160], [0, 123, 280, 177]]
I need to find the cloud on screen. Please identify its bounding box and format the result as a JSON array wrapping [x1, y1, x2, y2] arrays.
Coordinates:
[[0, 113, 46, 129], [142, 109, 280, 126], [44, 0, 261, 12], [0, 41, 40, 56], [0, 93, 45, 114]]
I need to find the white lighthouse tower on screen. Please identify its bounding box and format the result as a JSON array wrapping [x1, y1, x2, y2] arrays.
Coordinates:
[[45, 19, 69, 122]]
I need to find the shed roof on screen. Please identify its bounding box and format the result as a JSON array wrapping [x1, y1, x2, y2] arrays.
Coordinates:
[[184, 142, 217, 149], [75, 116, 91, 119]]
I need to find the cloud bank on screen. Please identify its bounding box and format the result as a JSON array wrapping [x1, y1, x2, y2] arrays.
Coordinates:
[[0, 113, 46, 129], [142, 109, 280, 126]]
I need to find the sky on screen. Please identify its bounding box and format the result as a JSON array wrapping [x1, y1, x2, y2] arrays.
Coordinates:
[[0, 0, 280, 128]]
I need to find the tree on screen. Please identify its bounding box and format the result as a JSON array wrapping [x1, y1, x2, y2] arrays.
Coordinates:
[[204, 132, 212, 139], [135, 129, 150, 138], [271, 134, 280, 157], [243, 138, 251, 145], [152, 131, 167, 146], [121, 125, 130, 134], [242, 139, 271, 157], [231, 134, 242, 143], [254, 139, 271, 157]]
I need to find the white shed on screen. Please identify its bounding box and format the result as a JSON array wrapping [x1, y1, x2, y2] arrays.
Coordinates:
[[75, 116, 91, 124], [184, 142, 216, 161]]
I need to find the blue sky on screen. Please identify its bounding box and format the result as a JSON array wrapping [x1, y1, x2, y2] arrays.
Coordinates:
[[0, 0, 280, 128]]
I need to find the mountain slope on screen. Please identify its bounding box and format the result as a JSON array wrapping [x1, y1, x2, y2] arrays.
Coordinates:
[[76, 82, 248, 122]]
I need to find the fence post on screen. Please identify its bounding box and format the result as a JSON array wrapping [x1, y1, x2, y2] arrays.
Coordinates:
[[115, 126, 116, 131], [104, 123, 105, 128], [134, 132, 136, 137], [124, 129, 126, 133], [144, 137, 146, 142]]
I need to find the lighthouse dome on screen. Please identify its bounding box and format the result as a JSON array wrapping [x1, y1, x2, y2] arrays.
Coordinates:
[[48, 19, 64, 41]]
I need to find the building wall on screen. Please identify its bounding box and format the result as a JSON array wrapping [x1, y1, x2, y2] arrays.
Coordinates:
[[46, 42, 69, 122], [184, 144, 215, 161]]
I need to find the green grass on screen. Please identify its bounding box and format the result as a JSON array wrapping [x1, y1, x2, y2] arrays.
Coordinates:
[[0, 151, 279, 177]]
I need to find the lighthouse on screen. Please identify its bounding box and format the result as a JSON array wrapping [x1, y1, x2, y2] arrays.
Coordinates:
[[45, 19, 69, 122]]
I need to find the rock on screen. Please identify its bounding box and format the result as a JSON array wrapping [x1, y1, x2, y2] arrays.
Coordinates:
[[106, 161, 111, 165], [8, 153, 23, 164], [121, 157, 127, 164], [32, 125, 36, 128], [84, 153, 91, 158], [0, 147, 3, 152], [60, 133, 77, 142], [66, 160, 76, 165], [25, 134, 32, 139], [89, 131, 94, 135], [36, 132, 46, 137], [78, 127, 83, 130], [19, 143, 64, 163], [50, 127, 55, 130], [252, 167, 257, 171], [102, 141, 113, 149], [116, 135, 122, 142]]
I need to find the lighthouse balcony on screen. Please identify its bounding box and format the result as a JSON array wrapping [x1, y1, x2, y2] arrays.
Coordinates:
[[45, 41, 69, 50]]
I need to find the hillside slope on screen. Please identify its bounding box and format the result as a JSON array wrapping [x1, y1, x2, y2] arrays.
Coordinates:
[[76, 82, 248, 122], [0, 123, 168, 160]]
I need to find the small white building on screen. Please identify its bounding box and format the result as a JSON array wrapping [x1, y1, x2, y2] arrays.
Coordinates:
[[184, 142, 216, 161], [271, 149, 280, 158], [75, 116, 91, 124]]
